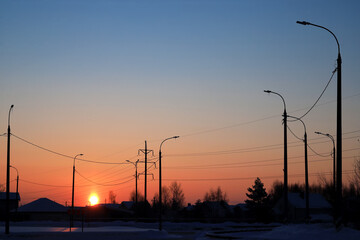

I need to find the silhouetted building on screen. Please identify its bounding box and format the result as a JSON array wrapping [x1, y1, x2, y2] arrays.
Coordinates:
[[0, 192, 20, 219], [18, 197, 67, 221], [273, 192, 332, 222]]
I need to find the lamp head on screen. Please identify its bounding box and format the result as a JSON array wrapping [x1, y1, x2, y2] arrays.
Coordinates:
[[296, 21, 310, 25], [264, 90, 271, 93], [314, 131, 321, 135], [126, 160, 130, 163], [10, 105, 14, 109], [173, 136, 180, 139], [79, 154, 83, 156]]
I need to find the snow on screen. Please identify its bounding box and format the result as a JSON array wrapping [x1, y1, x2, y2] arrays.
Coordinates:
[[0, 221, 359, 239]]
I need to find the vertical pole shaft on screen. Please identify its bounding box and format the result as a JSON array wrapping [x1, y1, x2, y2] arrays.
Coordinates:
[[283, 110, 288, 221], [159, 150, 162, 231], [16, 175, 19, 208], [304, 132, 309, 221], [71, 164, 75, 231], [144, 141, 147, 204], [333, 146, 336, 197], [5, 126, 10, 234], [135, 166, 138, 205], [336, 53, 342, 226]]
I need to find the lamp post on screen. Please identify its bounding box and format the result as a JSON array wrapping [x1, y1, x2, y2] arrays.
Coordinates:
[[9, 165, 19, 204], [297, 20, 342, 226], [126, 160, 140, 206], [159, 136, 179, 231], [264, 90, 288, 221], [5, 104, 14, 234], [315, 132, 336, 196], [70, 153, 83, 232], [288, 116, 309, 221]]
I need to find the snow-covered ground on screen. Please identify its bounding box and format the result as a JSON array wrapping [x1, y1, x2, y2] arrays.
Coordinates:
[[0, 221, 360, 239]]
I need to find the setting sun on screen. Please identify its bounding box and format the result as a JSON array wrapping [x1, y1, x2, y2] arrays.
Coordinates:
[[89, 194, 99, 206]]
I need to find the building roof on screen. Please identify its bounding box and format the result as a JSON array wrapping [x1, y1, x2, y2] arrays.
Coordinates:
[[0, 192, 20, 201], [288, 192, 331, 209], [18, 198, 67, 212]]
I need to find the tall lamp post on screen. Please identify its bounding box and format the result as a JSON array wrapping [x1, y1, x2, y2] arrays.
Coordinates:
[[126, 160, 140, 206], [70, 153, 83, 232], [288, 116, 309, 221], [297, 20, 342, 226], [9, 165, 19, 204], [264, 90, 288, 221], [159, 136, 179, 231], [315, 132, 336, 196], [5, 104, 14, 234]]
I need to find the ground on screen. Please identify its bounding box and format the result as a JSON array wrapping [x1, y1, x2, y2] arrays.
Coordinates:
[[0, 221, 360, 239]]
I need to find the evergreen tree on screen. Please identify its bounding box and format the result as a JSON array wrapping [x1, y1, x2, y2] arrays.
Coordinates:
[[245, 177, 271, 222]]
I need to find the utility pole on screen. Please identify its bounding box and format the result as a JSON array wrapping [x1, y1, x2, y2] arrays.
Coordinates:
[[297, 20, 342, 228], [6, 105, 14, 234], [138, 141, 153, 204], [264, 91, 288, 221], [126, 160, 140, 205]]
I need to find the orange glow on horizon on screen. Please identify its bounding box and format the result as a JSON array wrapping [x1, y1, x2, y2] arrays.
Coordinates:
[[89, 194, 99, 206]]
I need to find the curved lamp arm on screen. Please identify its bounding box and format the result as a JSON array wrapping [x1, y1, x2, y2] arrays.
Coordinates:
[[296, 21, 340, 56], [264, 90, 286, 112]]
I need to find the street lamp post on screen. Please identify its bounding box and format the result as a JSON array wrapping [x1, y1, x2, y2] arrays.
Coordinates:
[[315, 132, 336, 198], [126, 160, 140, 206], [9, 165, 19, 205], [264, 90, 288, 221], [297, 20, 342, 227], [289, 116, 309, 221], [159, 136, 179, 231], [5, 104, 14, 234], [70, 153, 83, 232]]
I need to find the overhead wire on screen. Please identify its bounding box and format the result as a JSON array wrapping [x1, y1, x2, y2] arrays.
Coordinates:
[[160, 170, 355, 182], [167, 133, 359, 158], [75, 169, 133, 186], [289, 67, 337, 122], [11, 133, 132, 165]]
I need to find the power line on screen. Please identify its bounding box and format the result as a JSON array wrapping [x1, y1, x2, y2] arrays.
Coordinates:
[[161, 170, 355, 182], [289, 67, 337, 121], [11, 133, 132, 165], [308, 144, 332, 158], [179, 91, 360, 138], [167, 133, 359, 158], [164, 154, 358, 170], [75, 169, 133, 186]]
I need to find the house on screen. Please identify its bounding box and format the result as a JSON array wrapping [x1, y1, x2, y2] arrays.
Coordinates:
[[121, 201, 134, 210], [273, 192, 332, 222], [84, 203, 133, 221], [18, 198, 68, 221], [0, 192, 21, 219]]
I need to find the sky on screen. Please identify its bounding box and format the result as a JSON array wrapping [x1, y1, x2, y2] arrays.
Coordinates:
[[0, 0, 360, 206]]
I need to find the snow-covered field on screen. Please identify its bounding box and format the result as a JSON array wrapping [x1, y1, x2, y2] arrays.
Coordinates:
[[1, 221, 360, 239]]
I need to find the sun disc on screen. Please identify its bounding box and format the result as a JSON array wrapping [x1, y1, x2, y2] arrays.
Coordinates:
[[89, 194, 99, 206]]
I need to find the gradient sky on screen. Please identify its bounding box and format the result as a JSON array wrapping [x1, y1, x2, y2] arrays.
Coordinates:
[[1, 0, 360, 206]]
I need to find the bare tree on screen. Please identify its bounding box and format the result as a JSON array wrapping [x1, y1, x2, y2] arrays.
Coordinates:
[[203, 186, 228, 203], [350, 158, 360, 195], [130, 190, 145, 202], [152, 186, 171, 209], [169, 181, 185, 210], [108, 191, 117, 204]]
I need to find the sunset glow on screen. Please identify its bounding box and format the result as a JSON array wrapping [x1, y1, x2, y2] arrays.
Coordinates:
[[0, 1, 359, 209], [89, 194, 99, 206]]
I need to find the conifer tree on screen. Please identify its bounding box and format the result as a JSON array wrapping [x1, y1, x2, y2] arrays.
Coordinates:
[[245, 177, 271, 222]]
